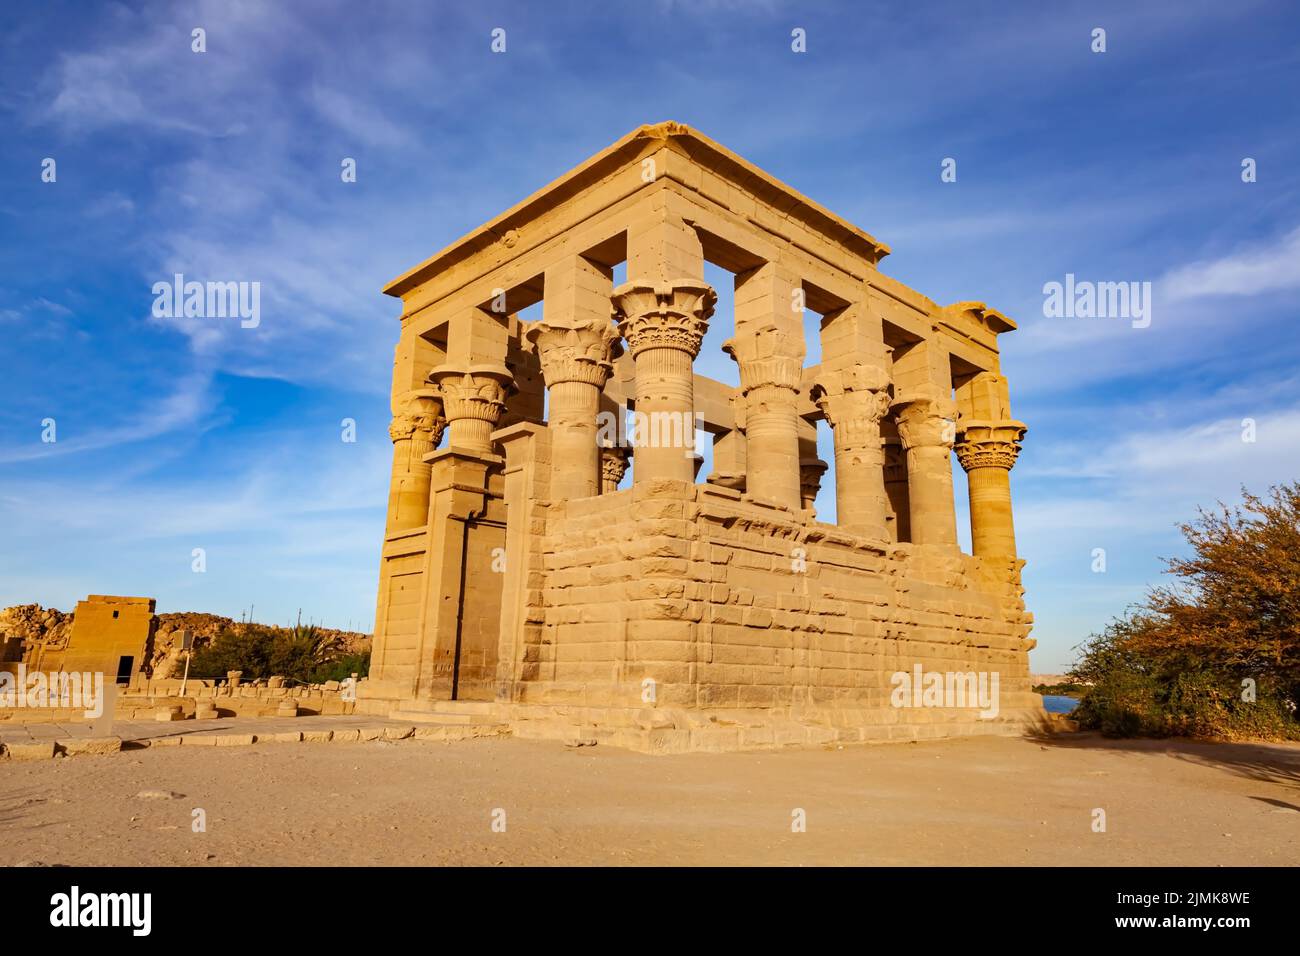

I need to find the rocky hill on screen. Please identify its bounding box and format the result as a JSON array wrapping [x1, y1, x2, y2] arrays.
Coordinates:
[[0, 603, 371, 678]]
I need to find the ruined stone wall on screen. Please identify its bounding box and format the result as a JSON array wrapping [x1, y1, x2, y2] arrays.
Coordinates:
[[0, 680, 359, 724]]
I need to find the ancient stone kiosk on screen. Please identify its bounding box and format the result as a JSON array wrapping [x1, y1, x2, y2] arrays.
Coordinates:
[[364, 122, 1041, 752]]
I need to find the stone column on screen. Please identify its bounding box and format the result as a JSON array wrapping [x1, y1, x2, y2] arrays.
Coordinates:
[[427, 363, 515, 454], [893, 387, 960, 548], [386, 388, 445, 530], [799, 458, 827, 515], [723, 324, 804, 510], [882, 431, 910, 542], [600, 444, 630, 493], [810, 363, 892, 539], [955, 420, 1026, 557], [612, 279, 716, 485], [707, 396, 747, 490], [525, 318, 621, 501]]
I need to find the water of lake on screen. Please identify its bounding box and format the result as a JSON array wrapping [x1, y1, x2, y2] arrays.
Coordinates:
[[1042, 695, 1079, 714]]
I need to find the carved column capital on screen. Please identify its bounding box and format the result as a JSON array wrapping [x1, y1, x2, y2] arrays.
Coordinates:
[[525, 317, 622, 389], [955, 419, 1027, 471], [722, 324, 804, 395], [810, 363, 891, 449], [427, 363, 515, 453], [894, 388, 959, 452], [428, 364, 514, 422], [611, 278, 716, 359], [799, 457, 827, 510], [600, 444, 630, 492], [389, 389, 445, 444]]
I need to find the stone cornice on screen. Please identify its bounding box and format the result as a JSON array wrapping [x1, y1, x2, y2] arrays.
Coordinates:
[[383, 122, 890, 302]]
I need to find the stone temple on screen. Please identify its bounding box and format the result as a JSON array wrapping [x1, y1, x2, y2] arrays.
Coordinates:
[[361, 122, 1041, 752]]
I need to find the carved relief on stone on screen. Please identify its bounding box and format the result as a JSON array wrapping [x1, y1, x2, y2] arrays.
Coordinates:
[[954, 419, 1027, 471], [810, 363, 892, 451], [426, 364, 515, 427], [611, 279, 716, 359], [525, 317, 623, 388]]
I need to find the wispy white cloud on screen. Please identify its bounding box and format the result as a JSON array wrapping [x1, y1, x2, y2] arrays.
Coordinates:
[[1161, 226, 1300, 301], [309, 83, 412, 148], [0, 372, 217, 464]]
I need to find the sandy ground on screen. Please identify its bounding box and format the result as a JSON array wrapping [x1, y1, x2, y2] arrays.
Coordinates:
[[2, 732, 1297, 866]]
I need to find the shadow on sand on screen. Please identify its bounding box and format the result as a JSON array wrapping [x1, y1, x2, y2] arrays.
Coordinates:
[[1025, 714, 1300, 807]]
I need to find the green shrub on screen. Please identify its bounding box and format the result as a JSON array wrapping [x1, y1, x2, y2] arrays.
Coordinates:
[[187, 625, 275, 680], [1072, 666, 1163, 737], [1069, 482, 1300, 741], [185, 622, 366, 686], [308, 650, 370, 684]]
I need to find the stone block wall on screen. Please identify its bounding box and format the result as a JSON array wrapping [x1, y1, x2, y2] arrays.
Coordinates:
[[515, 478, 1037, 730]]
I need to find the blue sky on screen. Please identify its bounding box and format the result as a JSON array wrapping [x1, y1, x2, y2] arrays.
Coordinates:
[[1, 0, 1298, 669]]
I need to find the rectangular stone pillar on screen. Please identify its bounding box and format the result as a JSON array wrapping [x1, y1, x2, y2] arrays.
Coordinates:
[[494, 423, 551, 701], [627, 204, 705, 282], [412, 450, 499, 700], [819, 300, 890, 368]]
